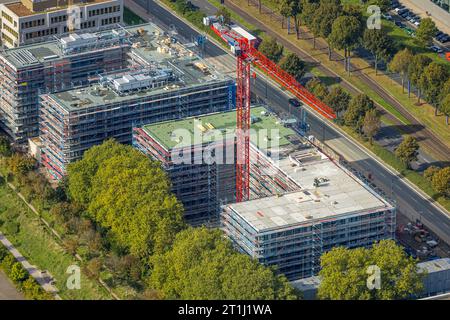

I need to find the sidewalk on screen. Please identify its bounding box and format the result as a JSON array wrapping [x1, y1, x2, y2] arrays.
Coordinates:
[[399, 0, 450, 35], [0, 232, 61, 299], [0, 270, 23, 300]]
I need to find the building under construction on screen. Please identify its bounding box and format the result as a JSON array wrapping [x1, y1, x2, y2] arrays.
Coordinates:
[[0, 23, 132, 145], [132, 106, 299, 225], [223, 139, 396, 280], [39, 24, 235, 179]]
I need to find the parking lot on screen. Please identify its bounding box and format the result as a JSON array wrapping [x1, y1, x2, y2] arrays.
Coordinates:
[[391, 0, 450, 52]]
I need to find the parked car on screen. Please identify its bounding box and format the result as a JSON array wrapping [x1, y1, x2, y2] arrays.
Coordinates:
[[395, 20, 406, 28], [429, 45, 443, 53], [382, 13, 393, 20], [394, 5, 405, 12], [435, 31, 444, 38]]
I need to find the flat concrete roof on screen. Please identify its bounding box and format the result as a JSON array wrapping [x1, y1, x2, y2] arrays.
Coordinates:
[[227, 148, 393, 233], [141, 106, 296, 150], [0, 23, 154, 69], [34, 24, 230, 112], [3, 0, 113, 17]]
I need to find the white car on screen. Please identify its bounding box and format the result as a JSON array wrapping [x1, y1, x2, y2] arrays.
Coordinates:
[[414, 21, 420, 26]]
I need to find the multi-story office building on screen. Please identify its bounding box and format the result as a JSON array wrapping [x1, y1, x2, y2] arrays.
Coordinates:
[[0, 26, 130, 144], [0, 0, 123, 48], [38, 27, 235, 179]]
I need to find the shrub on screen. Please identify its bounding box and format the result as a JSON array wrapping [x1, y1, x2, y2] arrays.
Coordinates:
[[10, 262, 28, 282], [1, 253, 16, 273], [4, 221, 20, 235]]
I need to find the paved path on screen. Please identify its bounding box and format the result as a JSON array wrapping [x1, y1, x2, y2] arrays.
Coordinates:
[[0, 270, 23, 300], [0, 232, 61, 299], [400, 0, 450, 35]]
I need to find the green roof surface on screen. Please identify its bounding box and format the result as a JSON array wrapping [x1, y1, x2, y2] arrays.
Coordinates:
[[141, 106, 297, 150]]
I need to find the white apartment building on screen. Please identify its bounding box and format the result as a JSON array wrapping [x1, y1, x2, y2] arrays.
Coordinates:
[[0, 0, 123, 48]]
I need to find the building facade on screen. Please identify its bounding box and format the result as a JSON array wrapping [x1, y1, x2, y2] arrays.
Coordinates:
[[0, 0, 123, 48], [222, 135, 397, 280], [0, 27, 129, 144]]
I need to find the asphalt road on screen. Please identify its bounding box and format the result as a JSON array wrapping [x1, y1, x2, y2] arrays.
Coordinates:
[[129, 0, 450, 244]]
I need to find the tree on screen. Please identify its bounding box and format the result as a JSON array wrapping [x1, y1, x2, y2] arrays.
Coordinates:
[[10, 262, 28, 282], [279, 53, 306, 81], [278, 0, 294, 30], [344, 94, 375, 131], [69, 140, 186, 258], [423, 165, 440, 182], [415, 18, 438, 47], [407, 54, 432, 102], [306, 77, 329, 100], [312, 0, 343, 58], [362, 28, 394, 75], [324, 86, 350, 117], [389, 48, 413, 94], [149, 227, 299, 300], [216, 6, 231, 25], [291, 0, 303, 39], [328, 15, 363, 74], [318, 240, 424, 300], [395, 136, 419, 168], [439, 93, 450, 125], [301, 0, 320, 48], [6, 154, 35, 177], [67, 139, 130, 205], [420, 62, 449, 114], [83, 257, 103, 280], [0, 136, 11, 157], [367, 0, 390, 11], [258, 37, 284, 63], [362, 109, 381, 144], [431, 167, 450, 197]]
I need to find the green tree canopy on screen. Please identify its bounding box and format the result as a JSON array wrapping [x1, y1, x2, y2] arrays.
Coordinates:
[[149, 227, 299, 300], [407, 54, 432, 102], [216, 6, 231, 25], [328, 15, 362, 73], [258, 37, 284, 63], [318, 240, 424, 300], [423, 165, 440, 182], [312, 0, 343, 57], [67, 140, 186, 258], [415, 18, 438, 47], [431, 167, 450, 197], [441, 94, 450, 125], [395, 136, 419, 168], [344, 94, 375, 131], [306, 77, 329, 100], [363, 28, 394, 74], [362, 109, 381, 144], [389, 48, 413, 92], [324, 86, 351, 116], [279, 53, 306, 81], [420, 62, 449, 113], [0, 136, 12, 157]]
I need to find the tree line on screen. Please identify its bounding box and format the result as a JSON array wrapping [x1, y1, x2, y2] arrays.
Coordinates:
[[0, 138, 299, 299]]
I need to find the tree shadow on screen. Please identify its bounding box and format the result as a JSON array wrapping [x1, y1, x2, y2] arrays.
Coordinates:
[[381, 124, 427, 136]]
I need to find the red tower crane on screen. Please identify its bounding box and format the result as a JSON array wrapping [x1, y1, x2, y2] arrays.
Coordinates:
[[207, 18, 336, 202]]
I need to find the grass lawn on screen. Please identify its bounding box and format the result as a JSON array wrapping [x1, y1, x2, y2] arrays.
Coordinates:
[[0, 182, 111, 300], [339, 126, 450, 212], [123, 6, 146, 26]]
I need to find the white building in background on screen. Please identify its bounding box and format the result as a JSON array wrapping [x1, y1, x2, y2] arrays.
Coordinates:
[[0, 0, 123, 48]]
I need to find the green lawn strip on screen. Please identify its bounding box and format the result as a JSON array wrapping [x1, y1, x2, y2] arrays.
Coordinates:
[[0, 183, 110, 300], [123, 6, 146, 25], [340, 126, 450, 212]]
